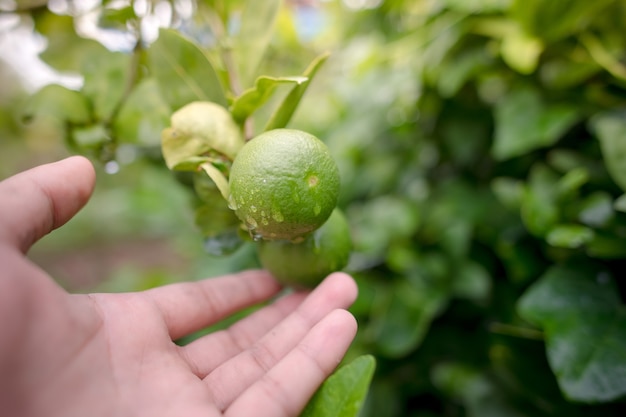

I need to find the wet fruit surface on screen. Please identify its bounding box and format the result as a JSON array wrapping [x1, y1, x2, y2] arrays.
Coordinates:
[[228, 128, 340, 241]]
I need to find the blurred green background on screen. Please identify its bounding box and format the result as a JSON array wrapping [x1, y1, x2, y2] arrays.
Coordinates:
[[2, 0, 626, 415]]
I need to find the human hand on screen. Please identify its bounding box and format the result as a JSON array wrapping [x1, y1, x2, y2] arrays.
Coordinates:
[[0, 157, 358, 417]]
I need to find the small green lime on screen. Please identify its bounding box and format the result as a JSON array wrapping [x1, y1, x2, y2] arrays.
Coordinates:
[[228, 129, 340, 241], [257, 208, 352, 288]]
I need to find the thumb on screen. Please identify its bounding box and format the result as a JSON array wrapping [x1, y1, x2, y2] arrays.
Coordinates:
[[0, 156, 96, 253]]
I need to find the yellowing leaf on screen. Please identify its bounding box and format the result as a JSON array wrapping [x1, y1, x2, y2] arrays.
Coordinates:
[[200, 162, 230, 201], [161, 101, 244, 171]]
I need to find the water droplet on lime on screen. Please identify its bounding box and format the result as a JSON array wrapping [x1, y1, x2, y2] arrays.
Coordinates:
[[291, 235, 306, 244], [227, 195, 238, 210], [246, 216, 258, 229], [272, 211, 285, 223]]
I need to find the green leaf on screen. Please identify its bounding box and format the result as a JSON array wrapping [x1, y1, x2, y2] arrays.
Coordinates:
[[439, 220, 473, 260], [22, 84, 91, 125], [193, 170, 225, 203], [148, 29, 227, 110], [520, 164, 560, 237], [541, 58, 600, 90], [517, 262, 626, 402], [233, 0, 283, 87], [452, 260, 492, 303], [264, 52, 330, 131], [34, 13, 110, 72], [556, 167, 589, 199], [195, 203, 238, 237], [193, 170, 242, 254], [81, 50, 130, 121], [351, 195, 420, 259], [112, 78, 171, 145], [492, 86, 580, 160], [98, 5, 137, 30], [442, 0, 510, 13], [72, 124, 109, 148], [431, 363, 491, 404], [230, 75, 308, 124], [36, 13, 132, 122], [586, 231, 626, 259], [545, 224, 594, 249], [431, 362, 527, 417], [579, 33, 626, 82], [437, 47, 492, 97], [300, 355, 376, 417], [510, 0, 614, 42], [496, 233, 546, 285], [590, 110, 626, 193], [547, 149, 595, 173], [614, 193, 626, 212], [578, 191, 614, 227], [373, 271, 449, 357], [491, 177, 524, 211]]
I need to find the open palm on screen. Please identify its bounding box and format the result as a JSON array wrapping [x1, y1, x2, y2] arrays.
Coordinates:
[[0, 157, 358, 417]]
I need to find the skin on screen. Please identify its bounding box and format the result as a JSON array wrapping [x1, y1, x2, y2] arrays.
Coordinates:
[[0, 156, 358, 417]]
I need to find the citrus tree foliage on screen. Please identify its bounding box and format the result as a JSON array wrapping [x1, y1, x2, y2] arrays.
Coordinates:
[[317, 1, 626, 415], [7, 0, 626, 415]]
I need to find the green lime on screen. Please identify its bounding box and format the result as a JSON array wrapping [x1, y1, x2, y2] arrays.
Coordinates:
[[228, 129, 340, 241], [257, 208, 352, 288]]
